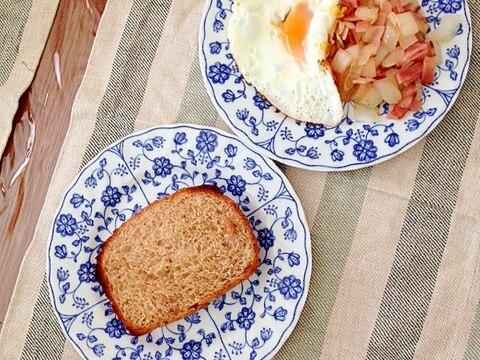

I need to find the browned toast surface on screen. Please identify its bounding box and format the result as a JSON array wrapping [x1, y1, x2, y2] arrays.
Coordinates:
[[96, 185, 259, 336]]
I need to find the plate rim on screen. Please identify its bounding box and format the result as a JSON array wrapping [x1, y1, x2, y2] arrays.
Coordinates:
[[198, 0, 473, 171], [46, 123, 312, 360]]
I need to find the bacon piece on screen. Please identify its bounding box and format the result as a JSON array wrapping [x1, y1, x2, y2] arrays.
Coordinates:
[[410, 99, 422, 112], [401, 83, 418, 98], [398, 96, 414, 109], [421, 56, 436, 84], [396, 62, 423, 85], [404, 2, 421, 12], [343, 15, 361, 22], [352, 77, 376, 84], [427, 41, 436, 57], [388, 104, 409, 119], [341, 0, 361, 9], [401, 42, 429, 65]]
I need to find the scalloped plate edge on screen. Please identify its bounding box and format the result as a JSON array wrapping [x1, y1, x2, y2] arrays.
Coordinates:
[[198, 0, 473, 171]]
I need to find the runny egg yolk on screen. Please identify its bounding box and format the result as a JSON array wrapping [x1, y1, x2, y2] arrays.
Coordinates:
[[282, 2, 314, 63]]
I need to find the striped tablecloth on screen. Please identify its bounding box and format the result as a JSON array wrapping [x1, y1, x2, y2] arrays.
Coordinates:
[[0, 0, 479, 359]]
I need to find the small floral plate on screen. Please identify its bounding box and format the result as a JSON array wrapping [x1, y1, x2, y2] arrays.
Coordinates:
[[47, 125, 311, 360], [199, 0, 472, 171]]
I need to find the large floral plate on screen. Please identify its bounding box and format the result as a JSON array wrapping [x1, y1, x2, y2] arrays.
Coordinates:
[[199, 0, 472, 171], [47, 125, 310, 360]]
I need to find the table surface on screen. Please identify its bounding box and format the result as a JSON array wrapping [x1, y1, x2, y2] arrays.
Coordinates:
[[0, 0, 107, 329]]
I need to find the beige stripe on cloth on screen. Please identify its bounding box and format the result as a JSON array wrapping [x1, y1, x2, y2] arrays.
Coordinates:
[[284, 168, 327, 227], [61, 341, 79, 360], [0, 0, 59, 154], [135, 0, 204, 129]]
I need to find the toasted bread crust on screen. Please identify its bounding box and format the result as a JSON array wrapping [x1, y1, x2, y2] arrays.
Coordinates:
[[96, 185, 259, 336]]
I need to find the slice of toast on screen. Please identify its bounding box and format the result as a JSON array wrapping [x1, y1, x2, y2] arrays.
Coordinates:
[[96, 185, 259, 336]]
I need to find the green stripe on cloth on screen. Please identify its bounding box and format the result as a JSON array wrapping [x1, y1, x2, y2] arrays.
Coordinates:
[[366, 65, 479, 360], [176, 51, 217, 127], [82, 0, 173, 166], [20, 276, 64, 360], [0, 0, 33, 86], [464, 299, 480, 360], [275, 162, 287, 174], [275, 169, 371, 359]]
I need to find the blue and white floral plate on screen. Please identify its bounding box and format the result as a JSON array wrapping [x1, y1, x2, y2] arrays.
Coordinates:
[[47, 125, 311, 360], [199, 0, 472, 171]]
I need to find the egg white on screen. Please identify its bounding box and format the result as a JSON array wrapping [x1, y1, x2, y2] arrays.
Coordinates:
[[228, 0, 343, 126]]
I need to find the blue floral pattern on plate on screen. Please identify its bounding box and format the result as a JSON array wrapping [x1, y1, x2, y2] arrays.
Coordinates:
[[47, 125, 311, 360], [199, 0, 472, 171]]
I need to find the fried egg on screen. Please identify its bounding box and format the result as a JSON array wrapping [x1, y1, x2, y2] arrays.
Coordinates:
[[228, 0, 343, 126]]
